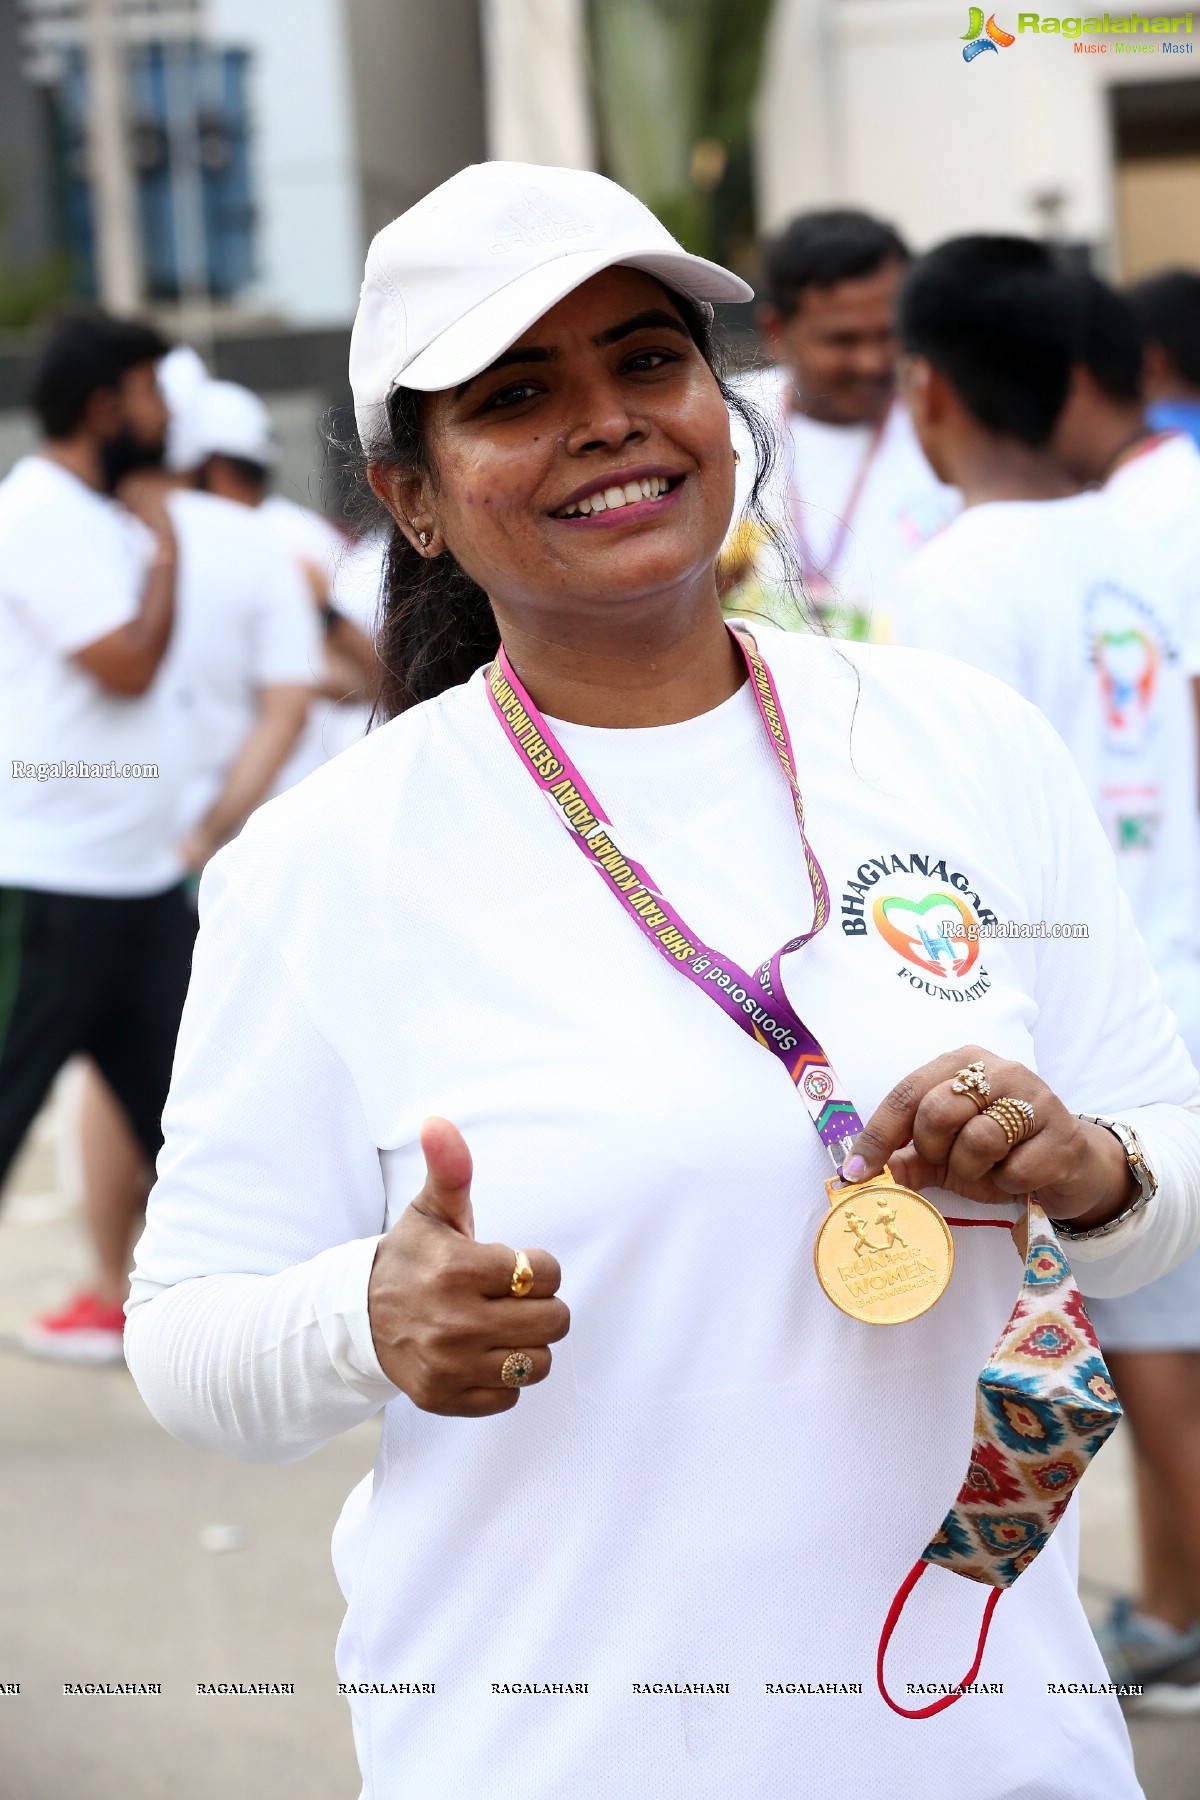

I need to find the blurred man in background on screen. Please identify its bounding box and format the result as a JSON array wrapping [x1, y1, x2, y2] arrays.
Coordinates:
[[39, 354, 323, 1365], [1054, 271, 1200, 758], [156, 361, 320, 872], [1129, 270, 1200, 455], [189, 380, 382, 782], [0, 313, 193, 1361], [724, 208, 958, 638], [1053, 273, 1200, 1704], [892, 241, 1200, 1705], [892, 240, 1199, 1019], [192, 378, 347, 603]]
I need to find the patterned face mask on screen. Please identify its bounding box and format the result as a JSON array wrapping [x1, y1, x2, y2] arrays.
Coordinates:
[[877, 1203, 1123, 1718]]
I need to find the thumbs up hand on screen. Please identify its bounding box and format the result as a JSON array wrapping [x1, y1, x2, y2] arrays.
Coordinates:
[[411, 1115, 477, 1239], [367, 1118, 569, 1416]]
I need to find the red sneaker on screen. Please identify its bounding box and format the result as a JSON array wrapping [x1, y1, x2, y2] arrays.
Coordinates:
[[21, 1290, 127, 1365]]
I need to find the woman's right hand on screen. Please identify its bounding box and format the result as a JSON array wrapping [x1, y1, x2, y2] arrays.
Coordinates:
[[367, 1117, 569, 1415]]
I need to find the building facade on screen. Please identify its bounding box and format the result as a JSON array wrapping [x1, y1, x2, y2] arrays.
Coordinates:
[[756, 0, 1200, 272]]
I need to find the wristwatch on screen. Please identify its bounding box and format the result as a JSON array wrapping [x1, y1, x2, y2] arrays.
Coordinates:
[[1049, 1115, 1158, 1241]]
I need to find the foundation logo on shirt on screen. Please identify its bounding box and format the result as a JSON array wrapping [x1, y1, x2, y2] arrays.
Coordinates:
[[875, 892, 979, 978], [841, 851, 998, 1004], [1084, 583, 1177, 755], [961, 9, 1016, 59]]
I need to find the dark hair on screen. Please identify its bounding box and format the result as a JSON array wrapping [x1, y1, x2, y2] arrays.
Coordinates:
[[1127, 270, 1200, 388], [203, 452, 270, 493], [362, 287, 793, 718], [897, 235, 1074, 447], [761, 209, 909, 320], [1070, 272, 1144, 404], [29, 311, 170, 439]]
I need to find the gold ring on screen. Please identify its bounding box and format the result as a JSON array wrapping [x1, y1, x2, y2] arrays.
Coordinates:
[[501, 1351, 534, 1388], [951, 1060, 991, 1109], [510, 1249, 534, 1297], [982, 1096, 1036, 1148]]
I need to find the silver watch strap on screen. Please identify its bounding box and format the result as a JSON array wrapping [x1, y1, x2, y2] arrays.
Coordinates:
[[1049, 1115, 1156, 1241]]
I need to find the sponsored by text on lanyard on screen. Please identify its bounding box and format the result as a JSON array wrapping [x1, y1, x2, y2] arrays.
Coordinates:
[[486, 624, 863, 1171], [486, 625, 956, 1333], [487, 633, 1121, 1718]]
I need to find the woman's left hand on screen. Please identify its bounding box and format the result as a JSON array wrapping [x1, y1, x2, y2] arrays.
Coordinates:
[[844, 1044, 1136, 1230]]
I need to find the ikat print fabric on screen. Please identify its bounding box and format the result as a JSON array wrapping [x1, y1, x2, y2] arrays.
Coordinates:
[[922, 1205, 1122, 1589]]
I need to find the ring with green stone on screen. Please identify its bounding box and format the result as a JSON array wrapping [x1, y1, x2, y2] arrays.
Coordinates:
[[501, 1351, 535, 1388]]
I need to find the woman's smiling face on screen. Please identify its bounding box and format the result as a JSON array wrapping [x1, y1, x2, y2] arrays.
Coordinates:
[[392, 267, 736, 634]]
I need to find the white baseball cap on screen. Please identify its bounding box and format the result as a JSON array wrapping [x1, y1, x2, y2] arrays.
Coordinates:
[[349, 160, 754, 443], [190, 380, 277, 467], [158, 345, 209, 472]]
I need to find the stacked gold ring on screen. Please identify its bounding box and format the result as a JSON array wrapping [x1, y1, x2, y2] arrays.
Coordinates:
[[982, 1096, 1036, 1148], [951, 1059, 991, 1114]]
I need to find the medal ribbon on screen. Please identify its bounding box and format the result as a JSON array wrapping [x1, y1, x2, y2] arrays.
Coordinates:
[[485, 625, 862, 1171], [781, 385, 893, 592]]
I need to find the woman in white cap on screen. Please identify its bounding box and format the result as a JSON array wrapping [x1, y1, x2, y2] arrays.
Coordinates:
[[126, 163, 1200, 1799]]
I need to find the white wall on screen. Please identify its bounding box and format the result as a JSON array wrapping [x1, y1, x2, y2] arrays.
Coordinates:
[[208, 0, 364, 324], [757, 0, 1198, 256], [343, 0, 487, 246], [481, 0, 595, 168]]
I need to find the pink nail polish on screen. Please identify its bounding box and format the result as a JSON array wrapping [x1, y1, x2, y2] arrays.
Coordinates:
[[842, 1154, 867, 1181]]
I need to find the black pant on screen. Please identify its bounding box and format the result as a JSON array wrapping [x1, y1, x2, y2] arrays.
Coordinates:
[[0, 882, 197, 1194]]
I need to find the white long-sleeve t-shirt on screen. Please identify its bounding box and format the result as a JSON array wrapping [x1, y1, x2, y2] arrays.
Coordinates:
[[127, 628, 1200, 1800]]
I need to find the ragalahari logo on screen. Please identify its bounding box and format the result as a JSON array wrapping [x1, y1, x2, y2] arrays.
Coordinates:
[[962, 8, 1017, 57]]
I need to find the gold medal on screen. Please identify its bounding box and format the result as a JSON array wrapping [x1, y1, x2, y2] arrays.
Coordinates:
[[814, 1166, 954, 1325]]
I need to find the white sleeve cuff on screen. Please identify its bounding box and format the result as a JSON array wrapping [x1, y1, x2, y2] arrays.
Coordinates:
[[124, 1234, 402, 1464], [311, 1232, 400, 1399], [1066, 1092, 1200, 1298]]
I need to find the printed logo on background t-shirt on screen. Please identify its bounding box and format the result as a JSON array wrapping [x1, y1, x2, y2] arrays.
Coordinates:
[[897, 492, 959, 551], [840, 851, 997, 1004], [1084, 583, 1177, 755]]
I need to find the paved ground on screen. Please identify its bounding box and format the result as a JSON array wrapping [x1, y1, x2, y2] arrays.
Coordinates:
[[1, 1104, 1198, 1798]]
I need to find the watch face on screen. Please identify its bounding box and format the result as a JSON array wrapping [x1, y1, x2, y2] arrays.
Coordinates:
[[1119, 1124, 1157, 1199]]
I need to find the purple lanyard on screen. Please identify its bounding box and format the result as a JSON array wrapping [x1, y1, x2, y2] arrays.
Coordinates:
[[485, 625, 863, 1172], [781, 383, 893, 591]]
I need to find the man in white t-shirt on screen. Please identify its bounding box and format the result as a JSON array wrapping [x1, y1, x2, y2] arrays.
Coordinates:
[[153, 363, 320, 864], [724, 209, 958, 639], [58, 361, 326, 1360], [1051, 270, 1200, 1702], [0, 312, 195, 1358], [1129, 269, 1200, 456], [185, 380, 381, 784], [1053, 271, 1200, 702], [891, 237, 1200, 1702]]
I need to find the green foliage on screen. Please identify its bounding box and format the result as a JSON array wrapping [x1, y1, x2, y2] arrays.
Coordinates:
[[0, 178, 74, 331], [703, 0, 775, 152], [0, 252, 75, 331], [588, 0, 774, 266]]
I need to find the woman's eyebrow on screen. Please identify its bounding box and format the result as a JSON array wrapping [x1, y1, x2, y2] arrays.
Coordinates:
[[453, 309, 689, 400], [454, 344, 557, 400], [593, 309, 690, 347]]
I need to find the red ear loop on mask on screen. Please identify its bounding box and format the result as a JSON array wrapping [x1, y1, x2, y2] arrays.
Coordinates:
[[878, 1561, 1004, 1718], [875, 1215, 1015, 1717]]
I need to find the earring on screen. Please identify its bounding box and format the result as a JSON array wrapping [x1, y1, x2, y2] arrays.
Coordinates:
[[418, 530, 430, 547], [733, 449, 741, 466]]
